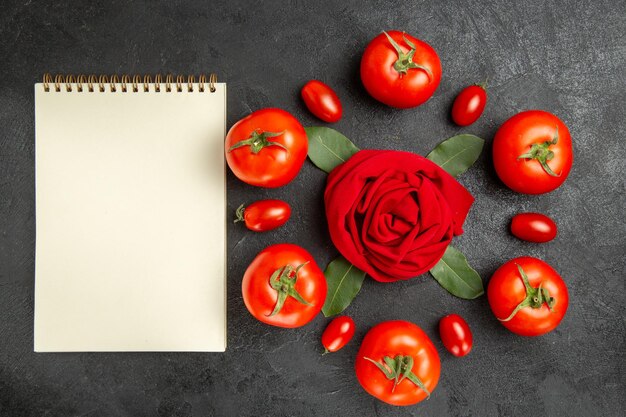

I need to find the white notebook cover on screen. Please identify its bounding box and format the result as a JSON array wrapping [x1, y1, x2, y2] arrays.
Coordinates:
[[34, 81, 227, 352]]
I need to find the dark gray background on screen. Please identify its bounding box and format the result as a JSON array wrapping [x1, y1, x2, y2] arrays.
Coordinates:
[[1, 0, 624, 416]]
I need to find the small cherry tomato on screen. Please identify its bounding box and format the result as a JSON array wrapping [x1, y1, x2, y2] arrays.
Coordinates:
[[451, 84, 487, 126], [225, 108, 308, 188], [488, 257, 568, 337], [355, 320, 440, 406], [301, 80, 343, 123], [439, 314, 473, 357], [235, 200, 291, 232], [511, 213, 557, 243], [321, 316, 355, 353], [493, 110, 573, 194], [361, 30, 442, 108], [241, 244, 327, 328]]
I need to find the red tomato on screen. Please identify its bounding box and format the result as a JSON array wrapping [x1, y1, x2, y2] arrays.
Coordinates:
[[235, 200, 291, 232], [439, 314, 473, 357], [321, 316, 355, 353], [451, 84, 487, 126], [355, 320, 440, 406], [511, 213, 557, 243], [225, 108, 308, 188], [488, 257, 568, 337], [493, 110, 573, 194], [360, 30, 442, 108], [301, 80, 342, 123], [241, 244, 326, 328]]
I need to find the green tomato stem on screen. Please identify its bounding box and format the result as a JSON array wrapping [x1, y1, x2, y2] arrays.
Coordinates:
[[517, 126, 561, 177], [499, 264, 556, 322], [267, 262, 311, 317], [383, 31, 432, 81]]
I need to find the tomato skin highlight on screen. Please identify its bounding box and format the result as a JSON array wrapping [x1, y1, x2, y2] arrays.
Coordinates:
[[301, 80, 343, 123], [439, 314, 473, 357], [241, 244, 327, 328], [488, 257, 568, 337], [510, 213, 557, 243], [360, 30, 442, 109], [451, 85, 486, 126], [225, 108, 308, 188], [237, 200, 291, 232], [321, 316, 355, 353], [493, 110, 573, 194], [355, 320, 440, 406]]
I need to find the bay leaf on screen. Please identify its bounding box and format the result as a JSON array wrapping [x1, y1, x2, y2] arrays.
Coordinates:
[[305, 127, 359, 173], [322, 255, 366, 317], [429, 245, 484, 299], [426, 134, 484, 177]]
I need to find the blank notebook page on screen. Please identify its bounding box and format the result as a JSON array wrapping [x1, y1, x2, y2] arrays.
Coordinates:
[[34, 81, 226, 352]]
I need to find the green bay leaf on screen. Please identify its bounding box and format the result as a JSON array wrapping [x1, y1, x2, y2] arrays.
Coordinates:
[[426, 134, 484, 177], [429, 245, 484, 299], [322, 255, 366, 317], [305, 127, 359, 173]]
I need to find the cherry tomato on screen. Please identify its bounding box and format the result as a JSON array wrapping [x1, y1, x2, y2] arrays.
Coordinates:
[[360, 30, 442, 109], [235, 200, 291, 232], [493, 110, 573, 194], [355, 320, 440, 406], [225, 108, 308, 188], [488, 257, 568, 337], [321, 316, 355, 353], [439, 314, 473, 357], [451, 84, 487, 126], [301, 80, 343, 123], [241, 244, 326, 328], [511, 213, 557, 243]]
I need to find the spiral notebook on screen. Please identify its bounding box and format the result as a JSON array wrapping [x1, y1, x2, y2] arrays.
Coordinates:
[[34, 74, 227, 352]]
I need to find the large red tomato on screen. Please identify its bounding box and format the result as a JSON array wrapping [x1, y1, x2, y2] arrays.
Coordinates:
[[225, 108, 308, 188], [493, 110, 573, 194], [241, 244, 326, 328], [355, 321, 440, 406], [488, 257, 569, 336], [360, 30, 442, 108]]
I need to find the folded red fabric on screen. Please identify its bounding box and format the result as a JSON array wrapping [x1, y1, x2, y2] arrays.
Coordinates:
[[325, 150, 474, 282]]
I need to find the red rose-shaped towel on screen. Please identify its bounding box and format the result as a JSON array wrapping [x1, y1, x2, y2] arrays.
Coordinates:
[[325, 150, 474, 282]]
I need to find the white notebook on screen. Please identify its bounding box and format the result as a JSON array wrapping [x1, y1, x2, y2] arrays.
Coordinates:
[[34, 74, 227, 352]]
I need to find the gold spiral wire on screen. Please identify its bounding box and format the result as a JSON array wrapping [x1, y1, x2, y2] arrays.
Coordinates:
[[121, 74, 130, 92], [110, 75, 119, 92], [88, 75, 97, 92], [77, 75, 87, 92], [43, 73, 218, 93], [65, 74, 75, 92]]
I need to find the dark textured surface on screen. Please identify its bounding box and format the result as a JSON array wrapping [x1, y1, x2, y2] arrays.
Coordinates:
[[1, 0, 625, 415]]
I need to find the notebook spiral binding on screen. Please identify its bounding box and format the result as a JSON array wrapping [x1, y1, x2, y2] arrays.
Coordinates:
[[42, 73, 218, 93]]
